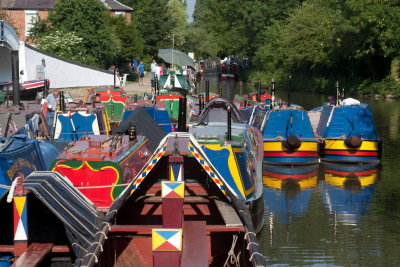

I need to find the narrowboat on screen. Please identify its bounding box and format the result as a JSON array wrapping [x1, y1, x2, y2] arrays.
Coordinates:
[[250, 106, 319, 165], [0, 131, 66, 200], [0, 133, 264, 266], [0, 110, 165, 266], [189, 97, 265, 233], [51, 134, 152, 211], [158, 71, 191, 96], [52, 107, 166, 211], [155, 92, 185, 123], [317, 98, 381, 163], [220, 61, 237, 81], [53, 95, 108, 142], [84, 87, 128, 127], [233, 79, 273, 111], [321, 163, 379, 225], [123, 98, 173, 133], [81, 132, 265, 266], [263, 164, 318, 217]]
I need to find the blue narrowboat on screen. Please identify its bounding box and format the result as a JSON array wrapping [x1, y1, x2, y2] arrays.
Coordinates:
[[317, 98, 381, 163], [250, 106, 319, 165]]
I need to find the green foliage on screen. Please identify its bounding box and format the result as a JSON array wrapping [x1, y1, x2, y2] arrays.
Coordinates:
[[356, 76, 400, 97], [189, 0, 400, 96], [105, 15, 145, 64], [29, 0, 120, 67], [36, 30, 86, 62]]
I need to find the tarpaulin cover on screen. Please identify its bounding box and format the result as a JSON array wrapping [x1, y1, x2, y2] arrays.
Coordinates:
[[22, 172, 103, 264]]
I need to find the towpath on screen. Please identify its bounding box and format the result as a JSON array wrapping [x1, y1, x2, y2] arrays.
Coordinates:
[[64, 81, 152, 101]]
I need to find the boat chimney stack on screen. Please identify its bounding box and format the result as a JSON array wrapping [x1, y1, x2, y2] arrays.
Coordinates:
[[257, 79, 261, 102], [206, 80, 210, 102], [288, 75, 292, 107], [114, 68, 117, 88], [11, 51, 20, 107], [227, 106, 232, 141], [128, 124, 136, 141], [154, 75, 159, 96], [199, 95, 204, 114], [271, 78, 276, 107], [341, 87, 345, 101], [178, 97, 187, 132], [60, 91, 66, 112], [335, 81, 340, 106]]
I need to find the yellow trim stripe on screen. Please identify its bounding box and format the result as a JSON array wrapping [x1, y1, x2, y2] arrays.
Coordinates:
[[324, 140, 378, 151], [264, 141, 318, 152], [204, 144, 246, 198], [263, 176, 317, 190], [325, 174, 377, 187]]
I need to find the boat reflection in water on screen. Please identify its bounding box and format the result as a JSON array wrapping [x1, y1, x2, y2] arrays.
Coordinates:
[[263, 164, 318, 218], [320, 163, 379, 226]]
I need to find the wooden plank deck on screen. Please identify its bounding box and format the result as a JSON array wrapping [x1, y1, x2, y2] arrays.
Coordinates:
[[12, 243, 54, 267], [182, 221, 208, 267], [308, 110, 321, 136], [213, 199, 243, 227]]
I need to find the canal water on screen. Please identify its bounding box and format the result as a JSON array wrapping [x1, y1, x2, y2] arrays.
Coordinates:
[[197, 78, 400, 266]]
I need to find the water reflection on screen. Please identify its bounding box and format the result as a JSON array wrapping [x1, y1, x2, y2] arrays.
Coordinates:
[[263, 164, 318, 219], [320, 163, 379, 226]]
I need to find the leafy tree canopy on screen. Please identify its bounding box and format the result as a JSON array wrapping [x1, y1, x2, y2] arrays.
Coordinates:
[[30, 0, 120, 67]]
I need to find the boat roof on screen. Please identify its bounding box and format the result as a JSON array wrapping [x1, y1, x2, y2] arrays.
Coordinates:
[[111, 107, 166, 151], [263, 108, 316, 139], [317, 103, 379, 139], [196, 96, 245, 124]]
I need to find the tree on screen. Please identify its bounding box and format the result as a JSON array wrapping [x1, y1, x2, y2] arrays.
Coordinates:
[[105, 15, 145, 67], [35, 30, 86, 62], [164, 0, 188, 49], [30, 0, 120, 67]]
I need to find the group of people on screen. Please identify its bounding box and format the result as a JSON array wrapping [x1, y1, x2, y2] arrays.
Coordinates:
[[128, 60, 145, 85]]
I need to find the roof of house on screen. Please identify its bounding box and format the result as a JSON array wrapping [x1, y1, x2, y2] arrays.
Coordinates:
[[0, 0, 133, 12], [0, 0, 56, 10], [103, 0, 133, 11]]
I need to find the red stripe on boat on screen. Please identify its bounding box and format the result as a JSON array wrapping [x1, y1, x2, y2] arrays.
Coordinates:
[[264, 151, 318, 157], [324, 150, 378, 156]]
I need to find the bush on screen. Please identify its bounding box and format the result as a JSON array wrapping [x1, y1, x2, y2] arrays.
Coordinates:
[[355, 76, 400, 97]]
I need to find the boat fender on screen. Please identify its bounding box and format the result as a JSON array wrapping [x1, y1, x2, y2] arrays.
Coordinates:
[[283, 135, 301, 150], [344, 136, 362, 148]]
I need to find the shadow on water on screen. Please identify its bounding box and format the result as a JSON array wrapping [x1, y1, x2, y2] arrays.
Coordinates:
[[196, 77, 400, 266]]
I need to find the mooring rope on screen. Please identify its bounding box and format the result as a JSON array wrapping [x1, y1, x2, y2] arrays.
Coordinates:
[[223, 234, 239, 267]]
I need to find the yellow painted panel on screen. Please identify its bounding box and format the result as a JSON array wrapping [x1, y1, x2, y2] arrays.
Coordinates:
[[324, 140, 378, 150], [264, 141, 318, 152]]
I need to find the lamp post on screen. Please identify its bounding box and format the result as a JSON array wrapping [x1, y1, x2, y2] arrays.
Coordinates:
[[172, 33, 175, 67]]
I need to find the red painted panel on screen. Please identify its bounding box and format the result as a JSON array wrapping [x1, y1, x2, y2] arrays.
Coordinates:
[[162, 198, 183, 228]]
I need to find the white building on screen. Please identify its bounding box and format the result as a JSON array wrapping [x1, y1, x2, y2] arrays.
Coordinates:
[[0, 20, 116, 93]]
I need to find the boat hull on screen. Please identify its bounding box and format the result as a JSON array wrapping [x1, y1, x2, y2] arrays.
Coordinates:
[[263, 140, 319, 165], [320, 139, 380, 163]]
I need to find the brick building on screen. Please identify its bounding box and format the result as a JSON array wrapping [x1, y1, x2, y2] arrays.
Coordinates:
[[0, 0, 133, 42]]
